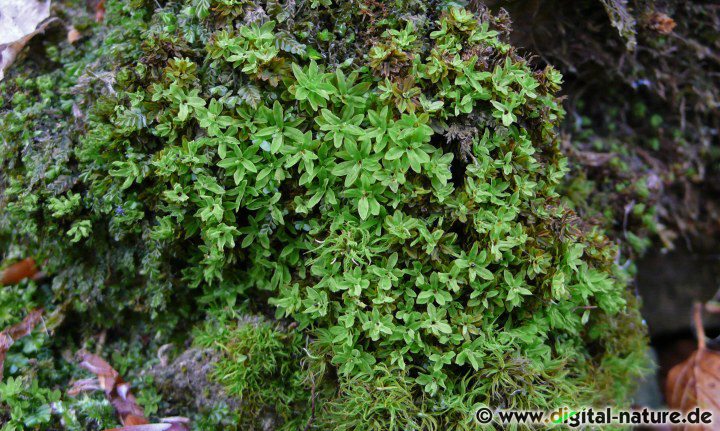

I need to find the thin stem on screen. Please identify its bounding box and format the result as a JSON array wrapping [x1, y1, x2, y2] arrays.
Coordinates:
[[303, 373, 317, 431], [695, 302, 706, 350]]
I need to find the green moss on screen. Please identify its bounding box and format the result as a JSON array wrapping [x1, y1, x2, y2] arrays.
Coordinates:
[[194, 316, 311, 430], [0, 0, 648, 429]]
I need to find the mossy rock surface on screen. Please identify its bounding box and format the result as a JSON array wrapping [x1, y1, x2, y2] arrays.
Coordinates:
[[0, 0, 648, 429]]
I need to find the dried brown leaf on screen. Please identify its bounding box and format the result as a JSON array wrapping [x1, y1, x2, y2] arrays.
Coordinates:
[[78, 350, 117, 378], [665, 303, 720, 430], [72, 351, 190, 431], [67, 26, 81, 44], [158, 417, 190, 431], [5, 309, 43, 339], [0, 309, 44, 381], [122, 415, 150, 426], [0, 334, 13, 375], [67, 377, 102, 396], [95, 0, 106, 22], [73, 350, 144, 424], [648, 12, 676, 35], [104, 426, 171, 431], [1, 258, 39, 285], [0, 0, 53, 81]]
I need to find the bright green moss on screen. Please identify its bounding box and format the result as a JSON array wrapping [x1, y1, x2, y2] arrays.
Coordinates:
[[194, 316, 311, 429], [0, 0, 648, 429]]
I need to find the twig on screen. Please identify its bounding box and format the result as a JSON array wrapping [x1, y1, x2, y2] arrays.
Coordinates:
[[694, 302, 706, 350]]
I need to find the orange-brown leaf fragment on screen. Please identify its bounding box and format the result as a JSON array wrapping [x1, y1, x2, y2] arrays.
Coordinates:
[[95, 0, 106, 22], [648, 12, 676, 34], [0, 309, 44, 381], [158, 417, 190, 431], [67, 26, 81, 43], [665, 304, 720, 430], [0, 333, 13, 380], [1, 258, 38, 285], [5, 309, 43, 340], [73, 350, 145, 425], [71, 351, 190, 431], [104, 425, 171, 431]]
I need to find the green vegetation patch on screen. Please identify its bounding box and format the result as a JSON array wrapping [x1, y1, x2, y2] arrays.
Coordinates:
[[0, 0, 648, 429]]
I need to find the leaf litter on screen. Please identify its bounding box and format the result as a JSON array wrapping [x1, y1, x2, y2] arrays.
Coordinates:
[[665, 303, 720, 430], [69, 350, 190, 431], [0, 0, 55, 81]]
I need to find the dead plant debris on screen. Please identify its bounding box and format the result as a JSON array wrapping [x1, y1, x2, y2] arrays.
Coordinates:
[[665, 303, 720, 430], [69, 350, 190, 431], [0, 309, 44, 381]]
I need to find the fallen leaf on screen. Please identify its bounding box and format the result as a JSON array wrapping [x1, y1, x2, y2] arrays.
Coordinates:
[[67, 26, 81, 44], [0, 0, 50, 44], [0, 309, 44, 381], [0, 0, 54, 81], [4, 309, 43, 340], [70, 350, 190, 431], [1, 258, 39, 285], [0, 334, 13, 378], [104, 425, 171, 431], [72, 351, 143, 422], [105, 419, 191, 431], [123, 415, 151, 426], [95, 0, 106, 23], [67, 377, 102, 396], [647, 12, 676, 35], [665, 303, 720, 430]]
